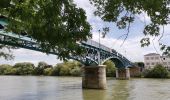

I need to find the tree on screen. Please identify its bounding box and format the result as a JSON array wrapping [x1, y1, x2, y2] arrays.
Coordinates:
[[51, 64, 62, 76], [103, 60, 116, 77], [64, 61, 82, 69], [37, 61, 49, 69], [52, 61, 82, 76], [34, 61, 49, 75], [13, 62, 35, 75], [89, 0, 170, 55], [0, 64, 13, 75], [0, 0, 91, 60], [70, 67, 81, 76], [59, 65, 71, 76], [43, 68, 53, 76]]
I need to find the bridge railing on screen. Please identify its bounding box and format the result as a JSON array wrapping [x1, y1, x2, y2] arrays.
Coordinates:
[[82, 40, 132, 63], [82, 40, 112, 52]]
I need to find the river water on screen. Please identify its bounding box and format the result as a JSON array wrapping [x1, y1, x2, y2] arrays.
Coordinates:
[[0, 76, 170, 100]]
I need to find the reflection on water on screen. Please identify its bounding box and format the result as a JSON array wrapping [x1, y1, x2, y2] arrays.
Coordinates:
[[109, 80, 130, 100], [1, 76, 170, 100], [83, 89, 106, 100]]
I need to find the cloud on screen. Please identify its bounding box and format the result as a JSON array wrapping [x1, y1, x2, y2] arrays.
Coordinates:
[[74, 0, 95, 21], [159, 25, 170, 45], [136, 12, 151, 24], [0, 49, 62, 66], [91, 32, 162, 62]]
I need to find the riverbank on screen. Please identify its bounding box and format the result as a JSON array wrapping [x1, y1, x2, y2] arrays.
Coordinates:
[[0, 60, 116, 77], [1, 61, 170, 78]]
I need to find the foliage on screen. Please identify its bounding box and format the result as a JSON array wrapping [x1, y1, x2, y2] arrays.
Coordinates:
[[143, 64, 169, 78], [52, 61, 82, 76], [51, 64, 62, 76], [70, 67, 81, 76], [43, 68, 53, 76], [0, 0, 91, 60], [89, 0, 170, 55], [13, 62, 35, 75], [0, 61, 118, 77], [104, 60, 116, 77], [59, 65, 71, 76], [37, 62, 48, 69], [34, 61, 49, 75], [0, 64, 13, 75], [0, 45, 15, 60]]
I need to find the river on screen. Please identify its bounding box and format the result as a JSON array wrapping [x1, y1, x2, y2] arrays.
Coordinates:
[[0, 76, 170, 100]]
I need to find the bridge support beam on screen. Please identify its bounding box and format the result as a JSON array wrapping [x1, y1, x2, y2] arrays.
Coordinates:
[[116, 68, 130, 80], [82, 65, 107, 89]]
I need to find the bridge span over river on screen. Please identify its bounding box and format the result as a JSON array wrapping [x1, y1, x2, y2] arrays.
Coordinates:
[[0, 17, 139, 89]]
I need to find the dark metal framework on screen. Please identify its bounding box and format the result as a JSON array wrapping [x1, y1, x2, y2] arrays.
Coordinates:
[[0, 19, 134, 68]]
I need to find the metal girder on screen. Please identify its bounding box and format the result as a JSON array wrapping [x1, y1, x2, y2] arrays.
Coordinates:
[[0, 19, 134, 68]]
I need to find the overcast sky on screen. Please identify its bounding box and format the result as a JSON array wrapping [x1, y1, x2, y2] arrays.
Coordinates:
[[0, 0, 170, 66]]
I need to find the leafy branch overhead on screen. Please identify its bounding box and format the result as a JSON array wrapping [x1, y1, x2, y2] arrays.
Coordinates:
[[0, 45, 15, 60], [0, 0, 92, 60], [89, 0, 170, 55], [0, 0, 170, 60]]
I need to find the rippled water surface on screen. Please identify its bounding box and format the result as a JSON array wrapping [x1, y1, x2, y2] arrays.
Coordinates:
[[0, 76, 170, 100]]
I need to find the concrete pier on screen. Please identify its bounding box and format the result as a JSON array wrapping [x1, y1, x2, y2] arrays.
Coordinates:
[[116, 68, 130, 80], [82, 65, 107, 89]]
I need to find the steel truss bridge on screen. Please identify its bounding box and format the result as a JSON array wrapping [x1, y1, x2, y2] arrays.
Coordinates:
[[0, 18, 134, 68]]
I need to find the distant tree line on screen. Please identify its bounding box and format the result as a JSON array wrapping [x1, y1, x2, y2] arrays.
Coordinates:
[[0, 60, 116, 77], [1, 61, 170, 78]]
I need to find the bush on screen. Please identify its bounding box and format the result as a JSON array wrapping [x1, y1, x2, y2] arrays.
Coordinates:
[[144, 64, 169, 78], [104, 60, 116, 77], [52, 61, 82, 76], [37, 62, 49, 69], [0, 61, 82, 76], [0, 64, 13, 75], [51, 65, 61, 76], [59, 65, 70, 76], [43, 68, 53, 76], [13, 62, 35, 75], [34, 61, 49, 75], [70, 67, 81, 76]]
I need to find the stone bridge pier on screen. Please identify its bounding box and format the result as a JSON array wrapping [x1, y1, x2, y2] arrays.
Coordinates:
[[116, 68, 130, 80], [82, 65, 107, 89], [116, 67, 141, 79], [82, 66, 140, 89]]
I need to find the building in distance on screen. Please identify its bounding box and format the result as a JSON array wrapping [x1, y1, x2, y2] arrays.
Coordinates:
[[144, 53, 170, 69]]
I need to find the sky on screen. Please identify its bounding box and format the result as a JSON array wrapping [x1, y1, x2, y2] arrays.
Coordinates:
[[0, 0, 170, 66]]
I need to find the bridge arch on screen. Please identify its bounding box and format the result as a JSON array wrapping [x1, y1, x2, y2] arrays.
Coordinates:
[[101, 57, 125, 68]]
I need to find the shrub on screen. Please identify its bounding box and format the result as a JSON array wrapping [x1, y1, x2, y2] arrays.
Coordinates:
[[51, 65, 61, 76], [13, 62, 35, 75], [70, 67, 81, 76], [34, 62, 49, 75], [37, 62, 49, 69], [104, 60, 116, 77], [43, 68, 53, 76], [52, 61, 82, 76], [59, 65, 70, 76], [144, 64, 169, 78], [0, 64, 13, 75]]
